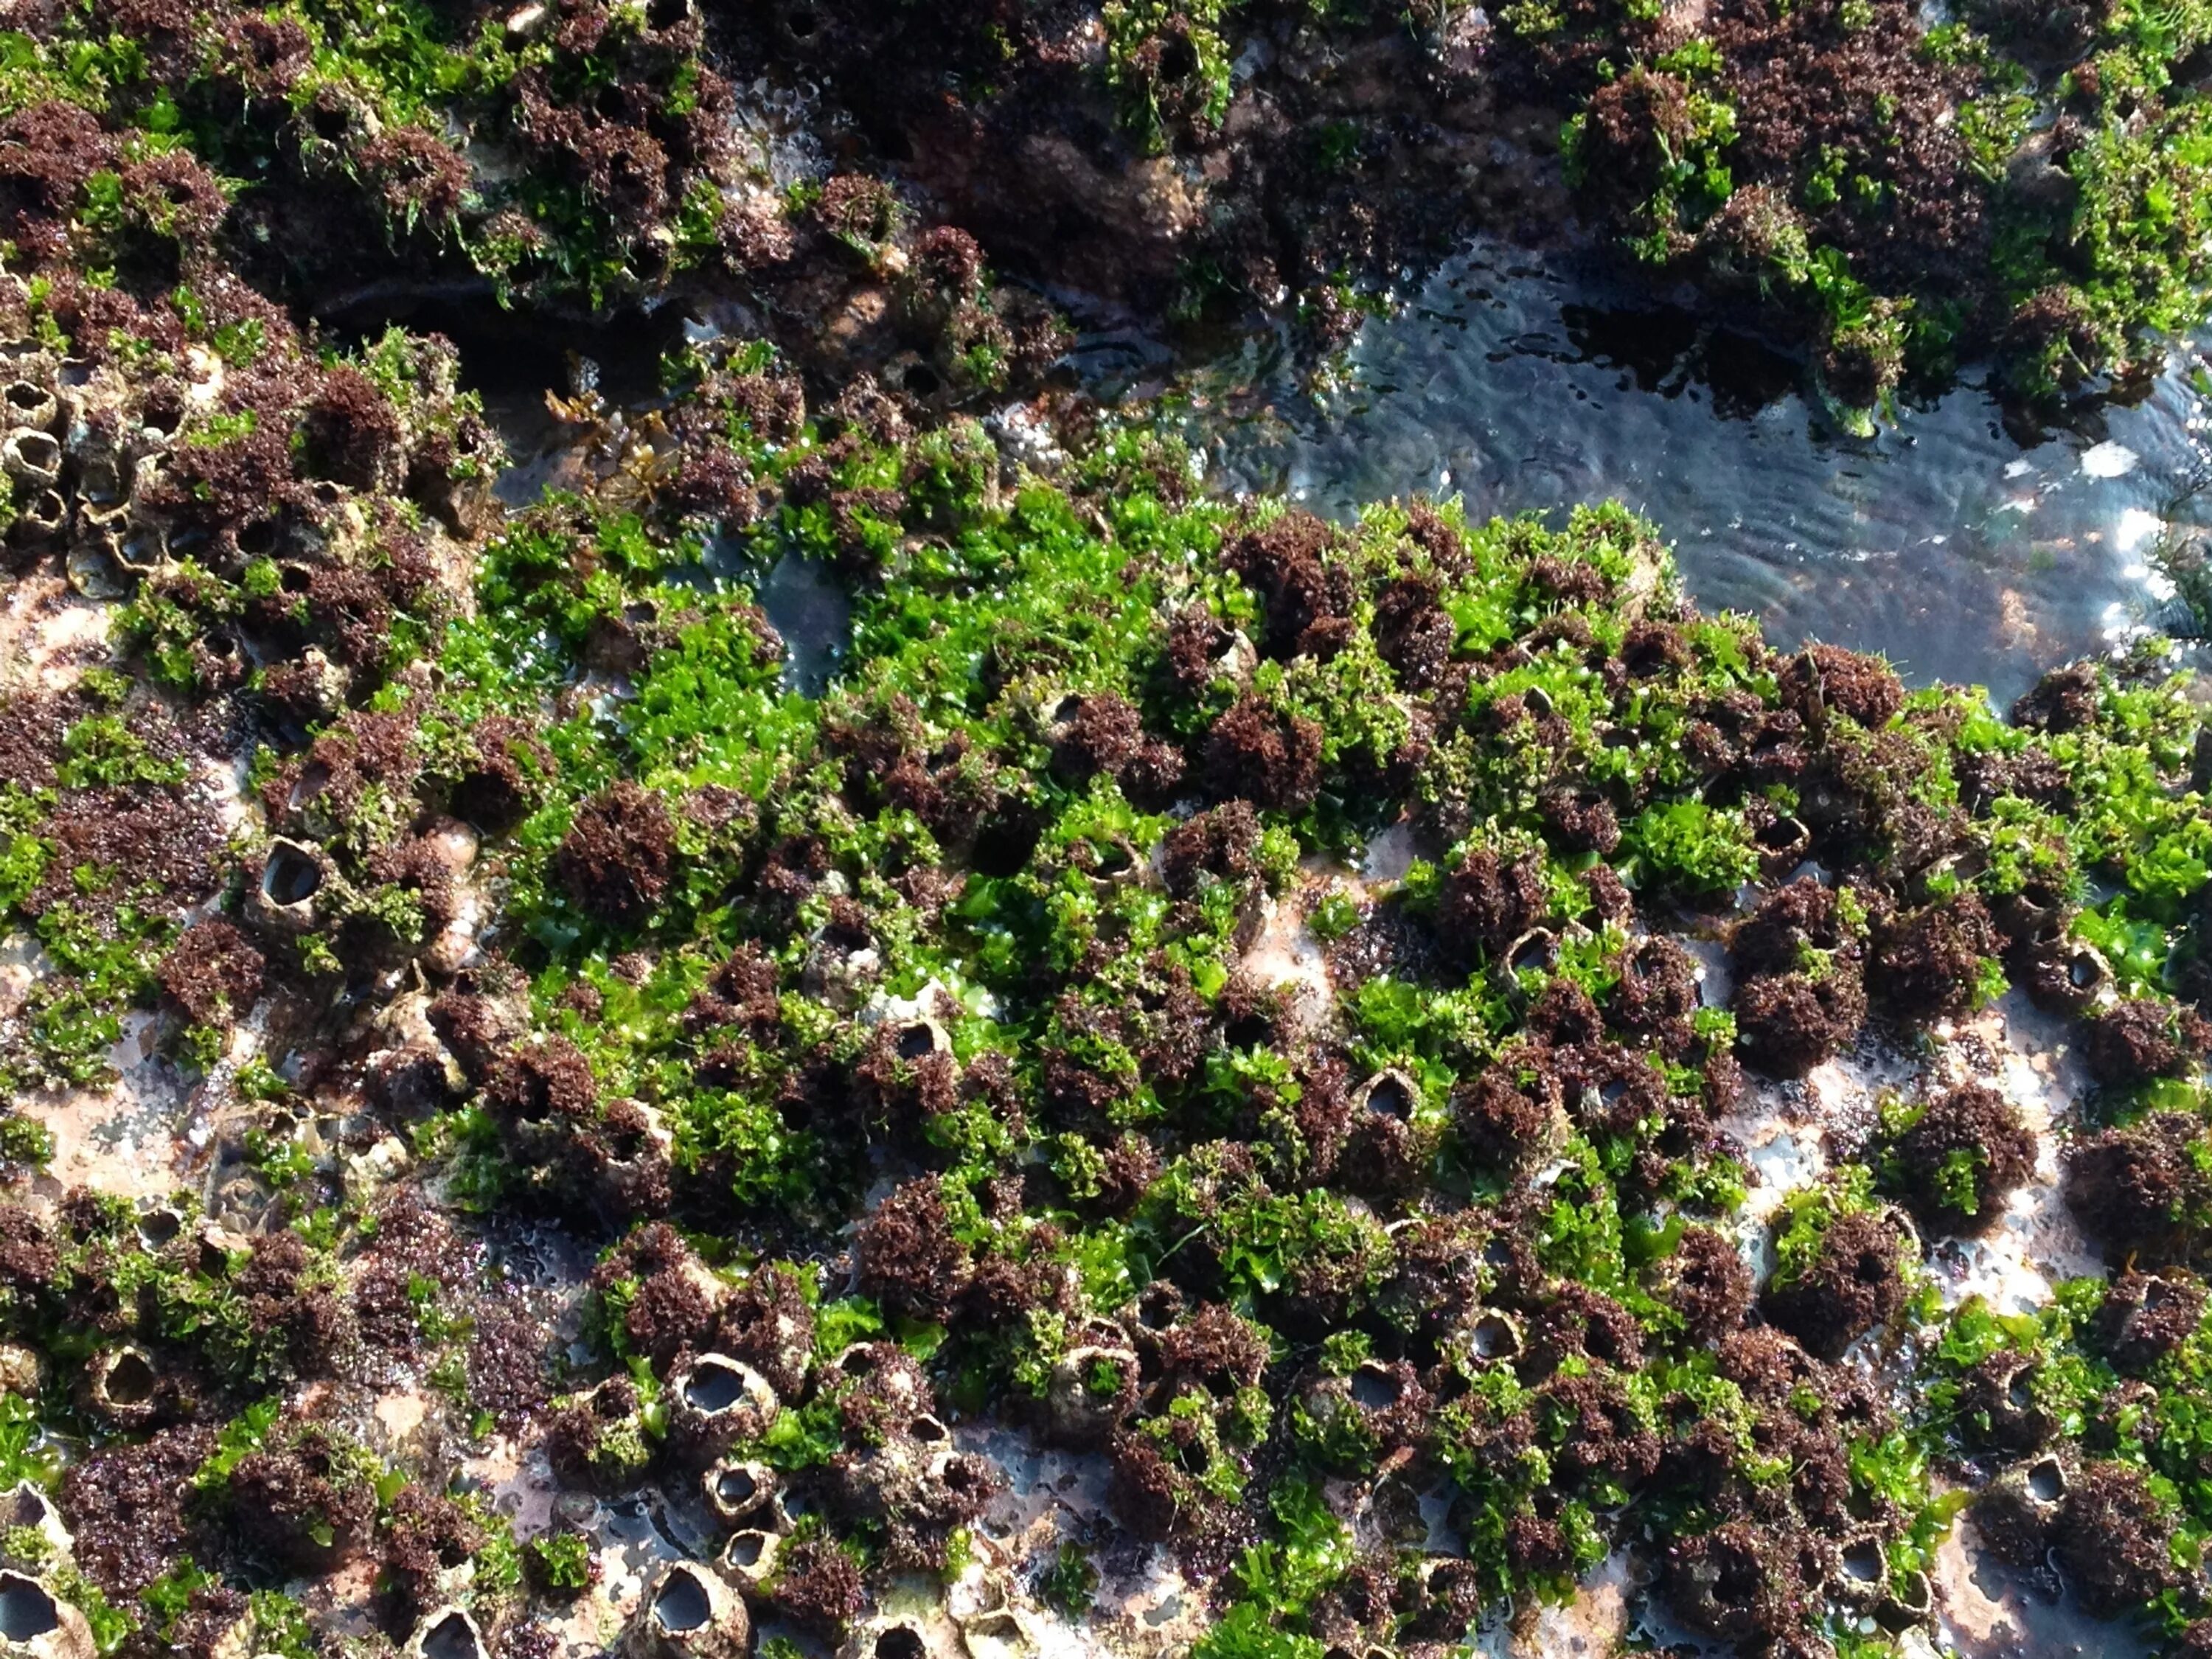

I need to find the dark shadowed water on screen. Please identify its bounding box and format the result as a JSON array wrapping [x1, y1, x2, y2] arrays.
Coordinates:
[[1159, 240, 2212, 706]]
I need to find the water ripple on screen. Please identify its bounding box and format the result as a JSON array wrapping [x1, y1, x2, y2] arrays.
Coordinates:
[[1177, 240, 2212, 704]]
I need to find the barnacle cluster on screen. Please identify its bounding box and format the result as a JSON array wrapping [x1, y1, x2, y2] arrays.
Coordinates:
[[3, 302, 2211, 1658]]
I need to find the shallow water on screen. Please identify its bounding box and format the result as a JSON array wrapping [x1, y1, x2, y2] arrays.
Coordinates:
[[755, 552, 852, 695], [1166, 240, 2212, 706]]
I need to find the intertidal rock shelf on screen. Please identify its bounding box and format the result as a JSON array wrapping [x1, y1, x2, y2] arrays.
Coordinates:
[[2, 1, 2212, 1659], [4, 323, 2212, 1659]]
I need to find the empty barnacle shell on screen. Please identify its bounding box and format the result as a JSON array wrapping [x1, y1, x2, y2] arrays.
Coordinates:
[[12, 487, 66, 548], [959, 1607, 1034, 1659], [827, 1340, 915, 1397], [403, 1605, 486, 1659], [305, 479, 358, 522], [192, 1219, 251, 1276], [625, 1562, 750, 1659], [1979, 1450, 2071, 1557], [1969, 1348, 2052, 1450], [63, 526, 125, 597], [703, 1457, 782, 1530], [134, 1201, 186, 1251], [0, 1487, 69, 1564], [85, 1346, 157, 1425], [0, 382, 57, 436], [2017, 1451, 2068, 1512], [250, 838, 335, 933], [1829, 1529, 1890, 1612], [0, 1351, 38, 1400], [1353, 1068, 1419, 1121], [589, 1097, 675, 1209], [1877, 1566, 1933, 1632], [669, 1353, 779, 1452], [1036, 685, 1083, 736], [1081, 833, 1143, 891], [1879, 1203, 1922, 1267], [1212, 625, 1257, 681], [802, 928, 882, 1012], [74, 498, 127, 540], [70, 445, 123, 508], [1, 428, 60, 487], [126, 451, 170, 512], [112, 521, 167, 577], [887, 1014, 952, 1063], [1347, 1359, 1408, 1411], [838, 1618, 956, 1659], [0, 1572, 96, 1659], [52, 355, 95, 403], [2055, 942, 2111, 1006], [279, 647, 354, 723], [1619, 534, 1666, 619], [1500, 927, 1559, 981], [1990, 880, 2067, 945], [1463, 1309, 1523, 1365], [949, 1571, 1012, 1621], [1752, 812, 1811, 876], [1046, 1342, 1138, 1445], [717, 1526, 782, 1592]]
